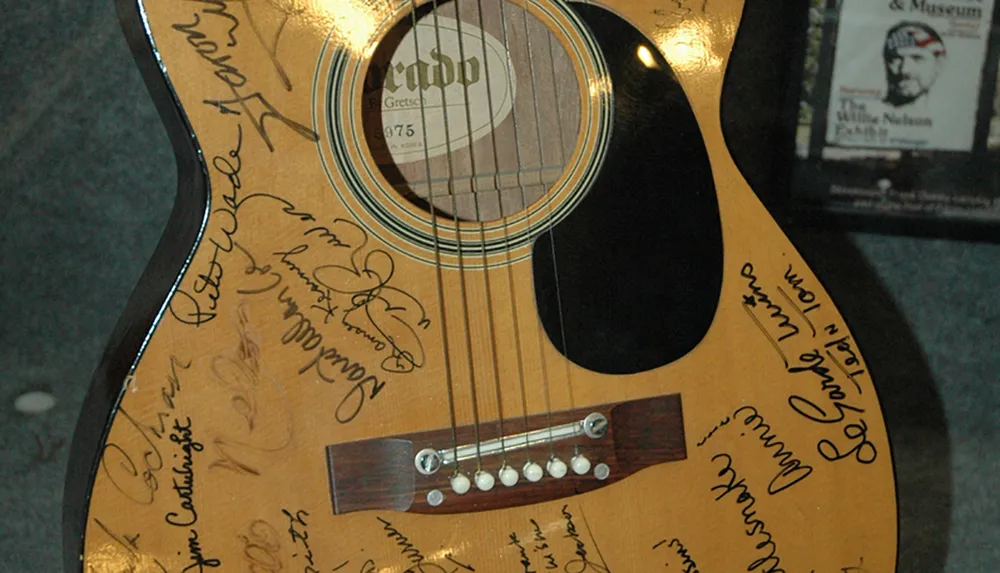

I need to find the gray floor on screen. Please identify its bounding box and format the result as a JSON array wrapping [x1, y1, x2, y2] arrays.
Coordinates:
[[1, 2, 998, 571]]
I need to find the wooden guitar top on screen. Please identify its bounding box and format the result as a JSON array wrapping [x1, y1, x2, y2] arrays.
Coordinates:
[[65, 0, 898, 572]]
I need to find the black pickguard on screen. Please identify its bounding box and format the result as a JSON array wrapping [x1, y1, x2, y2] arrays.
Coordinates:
[[533, 5, 724, 375]]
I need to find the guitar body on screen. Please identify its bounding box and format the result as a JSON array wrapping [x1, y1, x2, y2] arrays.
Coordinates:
[[65, 0, 898, 572]]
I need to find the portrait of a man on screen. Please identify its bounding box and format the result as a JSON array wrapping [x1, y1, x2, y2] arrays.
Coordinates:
[[883, 21, 947, 107]]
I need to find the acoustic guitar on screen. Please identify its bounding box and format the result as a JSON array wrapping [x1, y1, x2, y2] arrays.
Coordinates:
[[64, 0, 898, 571]]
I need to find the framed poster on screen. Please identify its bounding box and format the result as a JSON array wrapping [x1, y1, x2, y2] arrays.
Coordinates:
[[787, 0, 1000, 241]]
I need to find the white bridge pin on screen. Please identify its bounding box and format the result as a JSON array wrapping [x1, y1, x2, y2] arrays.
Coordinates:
[[499, 466, 519, 487], [571, 454, 592, 475], [523, 461, 544, 482], [450, 473, 471, 495], [475, 470, 496, 491], [547, 457, 568, 479]]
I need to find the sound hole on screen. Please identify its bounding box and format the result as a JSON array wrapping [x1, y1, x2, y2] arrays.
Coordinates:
[[362, 0, 582, 222]]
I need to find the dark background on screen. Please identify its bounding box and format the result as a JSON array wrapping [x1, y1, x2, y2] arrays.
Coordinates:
[[1, 1, 998, 571], [790, 0, 1000, 241]]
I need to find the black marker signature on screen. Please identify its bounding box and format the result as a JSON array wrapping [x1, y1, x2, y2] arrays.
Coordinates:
[[160, 415, 220, 572], [817, 418, 877, 465], [166, 417, 205, 527], [733, 406, 813, 494], [824, 330, 866, 392], [695, 415, 729, 448], [376, 516, 476, 573], [274, 221, 353, 326], [169, 288, 221, 328], [283, 508, 323, 573], [710, 453, 785, 573], [169, 124, 315, 327], [787, 350, 864, 423], [101, 407, 164, 505], [652, 538, 700, 573], [172, 4, 317, 151], [531, 518, 558, 570], [236, 203, 426, 375], [182, 528, 222, 573], [299, 221, 388, 347], [510, 532, 536, 573], [146, 356, 191, 440], [235, 240, 283, 294], [291, 297, 388, 424], [234, 243, 387, 424], [785, 351, 877, 464], [169, 124, 243, 326], [313, 220, 431, 374], [736, 261, 878, 467], [237, 207, 429, 374], [779, 264, 822, 337], [840, 557, 867, 573], [741, 263, 801, 359], [204, 92, 318, 151], [185, 0, 239, 45], [274, 244, 339, 322], [228, 0, 301, 90], [561, 505, 611, 573]]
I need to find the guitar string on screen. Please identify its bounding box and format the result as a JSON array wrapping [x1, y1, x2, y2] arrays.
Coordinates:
[[401, 0, 573, 475], [518, 0, 578, 419], [446, 0, 501, 458], [428, 0, 487, 471], [469, 0, 535, 466], [547, 12, 583, 460], [449, 0, 536, 472], [496, 0, 558, 461], [406, 0, 462, 467], [547, 10, 572, 394]]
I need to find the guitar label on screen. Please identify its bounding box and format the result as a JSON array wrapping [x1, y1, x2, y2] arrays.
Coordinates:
[[362, 16, 517, 165]]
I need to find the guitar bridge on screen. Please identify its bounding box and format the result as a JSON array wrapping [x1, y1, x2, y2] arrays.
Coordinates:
[[325, 394, 686, 515]]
